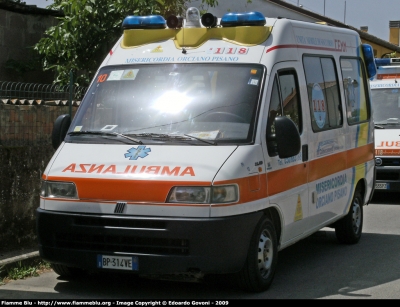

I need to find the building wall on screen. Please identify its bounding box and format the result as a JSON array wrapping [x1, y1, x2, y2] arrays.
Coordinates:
[[0, 6, 59, 83], [0, 104, 78, 252], [364, 38, 396, 58], [389, 26, 400, 46]]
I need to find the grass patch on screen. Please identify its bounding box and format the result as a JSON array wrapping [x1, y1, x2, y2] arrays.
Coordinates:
[[0, 261, 52, 285]]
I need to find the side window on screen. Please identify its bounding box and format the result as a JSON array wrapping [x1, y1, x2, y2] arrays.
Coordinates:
[[303, 56, 342, 132], [340, 57, 370, 124], [267, 69, 302, 156]]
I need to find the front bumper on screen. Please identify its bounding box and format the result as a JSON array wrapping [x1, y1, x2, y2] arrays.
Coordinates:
[[375, 166, 400, 192], [36, 208, 263, 275]]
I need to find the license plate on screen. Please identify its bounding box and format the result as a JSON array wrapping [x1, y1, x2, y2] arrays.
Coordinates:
[[97, 255, 138, 271], [375, 183, 389, 190]]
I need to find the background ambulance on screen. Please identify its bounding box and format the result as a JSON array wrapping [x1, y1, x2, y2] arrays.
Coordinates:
[[37, 8, 377, 292], [370, 58, 400, 192]]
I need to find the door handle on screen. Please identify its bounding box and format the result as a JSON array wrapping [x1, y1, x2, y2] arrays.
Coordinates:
[[302, 144, 308, 162]]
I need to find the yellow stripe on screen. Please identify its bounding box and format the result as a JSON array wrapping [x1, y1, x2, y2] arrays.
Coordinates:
[[121, 26, 272, 49], [357, 122, 370, 147]]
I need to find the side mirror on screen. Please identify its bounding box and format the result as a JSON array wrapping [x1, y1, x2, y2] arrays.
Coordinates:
[[274, 116, 301, 159], [52, 114, 71, 150]]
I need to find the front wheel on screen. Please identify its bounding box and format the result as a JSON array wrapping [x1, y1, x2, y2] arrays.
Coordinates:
[[335, 190, 363, 244], [51, 263, 86, 278], [235, 216, 278, 292]]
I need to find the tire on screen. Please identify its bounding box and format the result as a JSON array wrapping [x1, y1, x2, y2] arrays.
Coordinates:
[[235, 215, 278, 292], [51, 263, 85, 278], [335, 190, 363, 244]]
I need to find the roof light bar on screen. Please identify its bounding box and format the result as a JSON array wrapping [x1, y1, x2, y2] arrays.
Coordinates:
[[122, 15, 166, 30], [220, 11, 266, 27], [375, 58, 400, 66], [375, 58, 390, 66]]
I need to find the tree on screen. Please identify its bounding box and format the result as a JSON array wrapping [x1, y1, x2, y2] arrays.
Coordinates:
[[34, 0, 220, 86], [6, 0, 24, 3]]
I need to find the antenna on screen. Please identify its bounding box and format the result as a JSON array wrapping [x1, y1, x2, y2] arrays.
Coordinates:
[[182, 24, 186, 54]]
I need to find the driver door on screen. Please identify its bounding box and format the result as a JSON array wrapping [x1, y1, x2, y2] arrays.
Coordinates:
[[262, 62, 310, 244]]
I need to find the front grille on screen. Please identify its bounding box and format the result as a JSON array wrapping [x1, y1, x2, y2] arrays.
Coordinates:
[[55, 232, 189, 255], [380, 158, 400, 167], [376, 172, 400, 181], [73, 216, 166, 229], [114, 202, 126, 214]]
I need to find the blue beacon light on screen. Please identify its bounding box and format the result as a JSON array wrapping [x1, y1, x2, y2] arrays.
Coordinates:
[[361, 44, 377, 79], [374, 58, 391, 66], [220, 11, 266, 27], [122, 15, 167, 29]]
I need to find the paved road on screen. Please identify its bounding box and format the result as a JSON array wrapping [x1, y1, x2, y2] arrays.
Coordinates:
[[0, 192, 399, 299]]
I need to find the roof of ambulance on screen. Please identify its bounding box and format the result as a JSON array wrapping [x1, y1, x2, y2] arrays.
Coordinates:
[[99, 15, 360, 68]]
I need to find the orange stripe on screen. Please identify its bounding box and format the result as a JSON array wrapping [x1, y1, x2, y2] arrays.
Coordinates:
[[309, 144, 373, 185], [267, 163, 307, 196], [308, 151, 347, 182], [214, 175, 268, 205], [377, 74, 400, 79], [261, 144, 372, 197], [347, 143, 374, 168], [47, 176, 210, 202], [376, 149, 400, 156], [47, 175, 269, 206]]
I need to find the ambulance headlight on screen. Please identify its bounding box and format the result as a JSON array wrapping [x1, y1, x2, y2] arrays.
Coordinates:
[[211, 185, 238, 203], [168, 186, 210, 203], [41, 181, 78, 199], [167, 185, 238, 204]]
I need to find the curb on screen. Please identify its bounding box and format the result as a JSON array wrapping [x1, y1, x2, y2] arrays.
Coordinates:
[[0, 250, 42, 278]]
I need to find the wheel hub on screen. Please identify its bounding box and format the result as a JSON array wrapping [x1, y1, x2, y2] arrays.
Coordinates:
[[257, 230, 273, 278], [352, 199, 361, 232]]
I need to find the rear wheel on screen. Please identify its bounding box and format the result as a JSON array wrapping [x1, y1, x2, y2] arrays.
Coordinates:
[[235, 215, 278, 292], [335, 190, 363, 244]]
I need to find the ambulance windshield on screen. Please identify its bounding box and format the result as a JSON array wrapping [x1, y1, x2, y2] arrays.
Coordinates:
[[67, 64, 263, 144], [371, 88, 400, 125]]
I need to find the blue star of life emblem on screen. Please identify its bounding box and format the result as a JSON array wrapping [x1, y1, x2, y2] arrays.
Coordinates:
[[124, 146, 151, 160]]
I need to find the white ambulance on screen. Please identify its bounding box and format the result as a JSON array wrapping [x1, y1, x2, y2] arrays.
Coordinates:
[[370, 58, 400, 192], [37, 8, 376, 292]]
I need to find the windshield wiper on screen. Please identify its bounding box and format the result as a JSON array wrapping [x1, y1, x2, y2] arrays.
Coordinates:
[[125, 132, 217, 145], [128, 133, 182, 139], [183, 134, 217, 145], [67, 131, 143, 144], [374, 124, 385, 129]]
